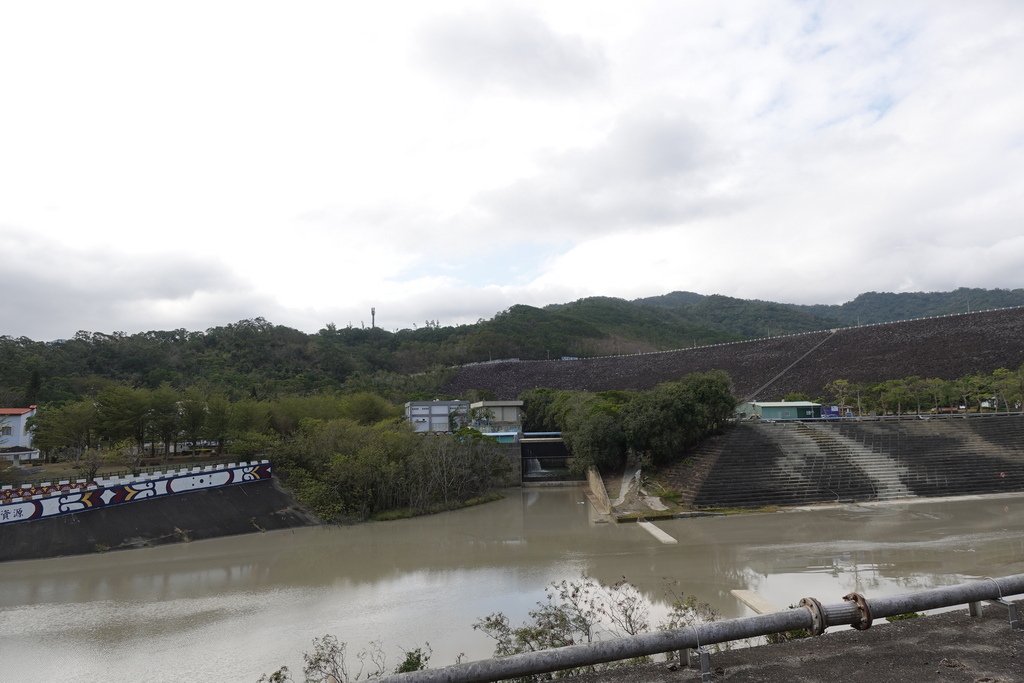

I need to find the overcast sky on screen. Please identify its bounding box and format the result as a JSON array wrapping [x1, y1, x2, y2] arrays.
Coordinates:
[[2, 1, 1022, 340]]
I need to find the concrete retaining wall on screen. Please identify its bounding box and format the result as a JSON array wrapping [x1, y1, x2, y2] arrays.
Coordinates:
[[587, 467, 611, 514], [0, 478, 317, 562], [0, 461, 272, 525]]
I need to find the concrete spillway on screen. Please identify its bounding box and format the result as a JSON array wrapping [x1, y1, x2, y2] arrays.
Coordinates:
[[666, 414, 1024, 509]]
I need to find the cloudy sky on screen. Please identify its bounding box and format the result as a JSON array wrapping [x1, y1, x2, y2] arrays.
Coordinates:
[[2, 1, 1022, 340]]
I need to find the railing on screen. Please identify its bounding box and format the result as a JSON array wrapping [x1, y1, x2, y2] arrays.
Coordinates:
[[5, 455, 251, 487], [754, 411, 1024, 424], [2, 458, 268, 491], [376, 574, 1024, 683]]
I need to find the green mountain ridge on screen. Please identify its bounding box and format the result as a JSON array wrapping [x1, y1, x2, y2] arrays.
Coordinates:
[[798, 288, 1024, 325], [2, 288, 1022, 405], [633, 287, 1024, 332]]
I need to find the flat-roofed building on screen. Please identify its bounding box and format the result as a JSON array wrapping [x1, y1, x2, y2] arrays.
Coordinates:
[[745, 401, 822, 420], [469, 400, 524, 442], [404, 400, 469, 433]]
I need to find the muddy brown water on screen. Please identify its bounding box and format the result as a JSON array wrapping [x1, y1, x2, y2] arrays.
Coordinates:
[[2, 488, 1022, 681]]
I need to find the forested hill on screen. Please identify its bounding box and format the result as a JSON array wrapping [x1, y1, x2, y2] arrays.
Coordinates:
[[627, 293, 839, 337], [796, 288, 1024, 325], [636, 287, 1024, 327], [2, 288, 1022, 405]]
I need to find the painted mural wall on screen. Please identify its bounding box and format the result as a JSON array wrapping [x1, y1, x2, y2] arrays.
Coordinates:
[[0, 461, 272, 525]]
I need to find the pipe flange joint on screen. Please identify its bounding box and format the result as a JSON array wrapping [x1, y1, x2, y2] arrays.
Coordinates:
[[799, 597, 827, 636], [843, 592, 873, 630]]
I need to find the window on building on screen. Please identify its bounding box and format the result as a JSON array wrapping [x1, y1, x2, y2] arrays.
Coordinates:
[[0, 426, 12, 437]]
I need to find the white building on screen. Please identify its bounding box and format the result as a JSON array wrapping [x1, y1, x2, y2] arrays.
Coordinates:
[[404, 400, 469, 433], [0, 405, 40, 462], [469, 400, 524, 443]]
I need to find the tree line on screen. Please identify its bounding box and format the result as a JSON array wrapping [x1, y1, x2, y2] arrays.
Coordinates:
[[272, 420, 513, 522], [29, 385, 399, 465], [520, 371, 736, 471], [814, 364, 1024, 415], [0, 319, 455, 406]]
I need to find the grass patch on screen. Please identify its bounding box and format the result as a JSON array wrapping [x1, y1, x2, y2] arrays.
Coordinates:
[[658, 490, 683, 505], [372, 508, 416, 522], [765, 627, 811, 643], [641, 477, 683, 506], [616, 512, 673, 522], [886, 612, 923, 622], [698, 505, 780, 515]]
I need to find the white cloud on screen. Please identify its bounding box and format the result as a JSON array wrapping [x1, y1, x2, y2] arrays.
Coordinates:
[[417, 6, 607, 95], [1, 0, 1022, 339], [476, 104, 734, 237], [0, 227, 282, 339]]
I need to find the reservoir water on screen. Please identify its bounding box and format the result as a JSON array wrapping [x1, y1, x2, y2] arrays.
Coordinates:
[[2, 487, 1023, 681]]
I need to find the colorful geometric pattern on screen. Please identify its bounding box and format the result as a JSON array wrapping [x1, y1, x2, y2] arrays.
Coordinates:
[[0, 461, 272, 524]]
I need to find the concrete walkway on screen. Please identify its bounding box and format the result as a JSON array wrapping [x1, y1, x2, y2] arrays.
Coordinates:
[[568, 601, 1023, 682], [637, 521, 677, 544]]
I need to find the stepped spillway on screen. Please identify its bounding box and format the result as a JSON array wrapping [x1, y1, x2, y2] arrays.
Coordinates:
[[665, 414, 1024, 508]]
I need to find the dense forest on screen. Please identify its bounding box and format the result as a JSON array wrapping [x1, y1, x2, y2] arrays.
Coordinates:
[[794, 288, 1024, 325], [519, 371, 736, 472], [2, 288, 1021, 407], [273, 419, 514, 522]]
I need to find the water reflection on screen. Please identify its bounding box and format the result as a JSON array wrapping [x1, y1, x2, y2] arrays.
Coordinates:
[[2, 488, 1022, 682]]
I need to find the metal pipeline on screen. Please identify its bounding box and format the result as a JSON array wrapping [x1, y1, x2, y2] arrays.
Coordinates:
[[375, 574, 1024, 683]]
